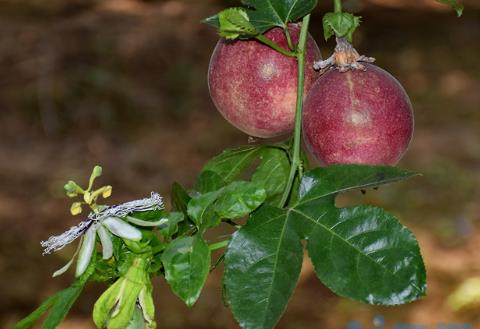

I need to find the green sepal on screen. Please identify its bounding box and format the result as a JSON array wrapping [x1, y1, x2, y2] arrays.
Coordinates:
[[93, 256, 151, 329]]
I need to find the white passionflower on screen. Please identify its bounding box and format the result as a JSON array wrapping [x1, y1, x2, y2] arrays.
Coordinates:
[[41, 192, 167, 277]]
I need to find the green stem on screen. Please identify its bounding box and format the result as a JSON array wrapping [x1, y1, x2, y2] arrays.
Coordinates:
[[334, 0, 342, 13], [209, 239, 229, 251], [255, 34, 297, 57], [280, 14, 311, 207], [284, 27, 294, 50]]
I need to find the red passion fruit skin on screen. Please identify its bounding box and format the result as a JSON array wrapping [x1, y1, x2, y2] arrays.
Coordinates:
[[208, 25, 321, 138], [303, 63, 414, 165]]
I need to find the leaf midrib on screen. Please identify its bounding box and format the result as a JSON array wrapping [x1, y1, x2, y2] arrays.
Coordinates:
[[288, 207, 421, 291], [258, 213, 290, 329], [295, 175, 414, 207]]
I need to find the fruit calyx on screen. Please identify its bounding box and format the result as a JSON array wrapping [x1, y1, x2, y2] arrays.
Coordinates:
[[313, 37, 375, 73]]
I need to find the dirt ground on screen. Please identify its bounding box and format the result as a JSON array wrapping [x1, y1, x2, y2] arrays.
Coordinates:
[[0, 0, 479, 328]]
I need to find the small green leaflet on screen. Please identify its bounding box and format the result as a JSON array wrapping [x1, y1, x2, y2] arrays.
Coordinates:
[[188, 181, 267, 229], [161, 235, 211, 306], [436, 0, 464, 17], [198, 145, 290, 202], [323, 12, 361, 42], [204, 0, 318, 37], [218, 8, 257, 39]]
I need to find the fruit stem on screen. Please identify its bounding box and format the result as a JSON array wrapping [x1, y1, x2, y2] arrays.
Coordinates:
[[334, 0, 342, 13], [255, 34, 297, 58], [280, 14, 311, 207]]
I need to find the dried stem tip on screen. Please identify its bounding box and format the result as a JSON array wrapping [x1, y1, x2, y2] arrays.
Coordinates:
[[313, 37, 375, 73]]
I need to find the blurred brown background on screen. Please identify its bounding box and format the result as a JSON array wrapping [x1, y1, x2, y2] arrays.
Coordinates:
[[0, 0, 479, 328]]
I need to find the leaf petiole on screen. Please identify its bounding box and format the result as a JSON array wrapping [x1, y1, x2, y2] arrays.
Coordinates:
[[255, 34, 297, 57], [284, 27, 295, 50], [209, 239, 230, 251]]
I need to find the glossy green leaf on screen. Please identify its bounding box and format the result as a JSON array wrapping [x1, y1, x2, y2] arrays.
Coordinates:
[[298, 205, 426, 305], [290, 165, 426, 305], [158, 212, 185, 237], [215, 181, 266, 219], [297, 165, 417, 202], [251, 148, 290, 203], [198, 145, 291, 201], [128, 209, 166, 222], [322, 12, 361, 42], [224, 205, 303, 329], [187, 190, 222, 228], [171, 182, 191, 214], [436, 0, 464, 16], [161, 235, 211, 306], [202, 145, 262, 183], [242, 0, 317, 32], [194, 170, 226, 194]]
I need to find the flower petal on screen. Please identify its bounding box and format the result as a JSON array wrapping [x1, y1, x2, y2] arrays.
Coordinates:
[[126, 215, 168, 227], [53, 255, 76, 278], [52, 240, 82, 277], [103, 217, 142, 241], [97, 225, 113, 260], [76, 225, 96, 277]]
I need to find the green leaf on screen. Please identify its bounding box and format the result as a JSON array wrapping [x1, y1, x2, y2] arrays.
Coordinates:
[[436, 0, 464, 16], [198, 145, 291, 200], [322, 12, 361, 42], [224, 205, 303, 329], [161, 235, 211, 306], [187, 190, 222, 229], [41, 285, 84, 329], [194, 170, 226, 194], [41, 260, 94, 329], [251, 148, 290, 203], [215, 181, 266, 219], [171, 182, 191, 214], [204, 0, 317, 35], [297, 164, 417, 203], [158, 212, 185, 238], [300, 205, 426, 305], [242, 0, 318, 33], [290, 165, 426, 305], [128, 209, 166, 222], [12, 294, 58, 329], [188, 181, 266, 229], [202, 145, 262, 183], [218, 7, 258, 39]]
